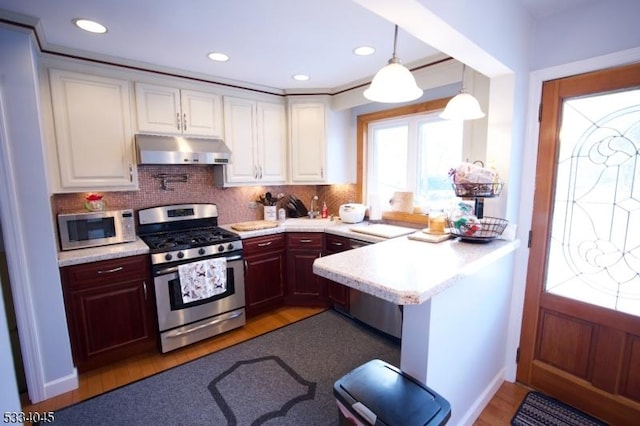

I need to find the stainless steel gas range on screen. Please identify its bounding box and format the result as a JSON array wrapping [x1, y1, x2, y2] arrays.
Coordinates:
[[137, 203, 245, 353]]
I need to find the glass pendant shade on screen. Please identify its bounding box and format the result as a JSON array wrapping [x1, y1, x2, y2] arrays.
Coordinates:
[[364, 61, 423, 103], [439, 90, 486, 120], [440, 63, 485, 120], [363, 25, 423, 104]]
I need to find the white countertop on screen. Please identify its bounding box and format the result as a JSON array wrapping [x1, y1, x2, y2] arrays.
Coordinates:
[[313, 235, 520, 305], [56, 219, 417, 266], [57, 238, 150, 267], [222, 218, 414, 244]]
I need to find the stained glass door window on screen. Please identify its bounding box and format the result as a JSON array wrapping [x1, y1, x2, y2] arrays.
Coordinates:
[[545, 89, 640, 316]]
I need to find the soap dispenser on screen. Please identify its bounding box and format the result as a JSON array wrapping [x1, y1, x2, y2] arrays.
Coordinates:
[[321, 202, 328, 218]]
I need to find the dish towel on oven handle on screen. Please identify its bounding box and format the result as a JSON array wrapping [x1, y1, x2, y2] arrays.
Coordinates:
[[178, 257, 227, 304]]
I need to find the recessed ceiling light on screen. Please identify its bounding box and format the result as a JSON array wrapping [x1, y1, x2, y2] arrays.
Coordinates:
[[208, 52, 229, 62], [292, 74, 310, 81], [73, 18, 107, 34], [353, 46, 375, 56]]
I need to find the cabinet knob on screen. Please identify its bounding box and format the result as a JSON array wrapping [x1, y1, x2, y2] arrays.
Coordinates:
[[176, 112, 181, 131]]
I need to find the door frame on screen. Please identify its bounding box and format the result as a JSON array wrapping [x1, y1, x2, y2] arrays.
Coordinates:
[[505, 47, 640, 383]]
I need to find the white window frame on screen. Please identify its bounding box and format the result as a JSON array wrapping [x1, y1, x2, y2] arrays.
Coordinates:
[[366, 111, 464, 211]]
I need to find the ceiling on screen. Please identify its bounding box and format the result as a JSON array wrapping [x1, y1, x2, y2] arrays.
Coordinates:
[[0, 0, 598, 93]]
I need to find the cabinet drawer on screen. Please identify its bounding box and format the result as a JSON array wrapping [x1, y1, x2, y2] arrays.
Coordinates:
[[244, 234, 285, 255], [286, 232, 323, 249], [325, 234, 349, 253], [61, 255, 149, 289]]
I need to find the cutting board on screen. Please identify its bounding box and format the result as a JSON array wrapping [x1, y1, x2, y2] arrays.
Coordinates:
[[349, 224, 416, 239], [231, 220, 279, 231], [407, 230, 453, 243]]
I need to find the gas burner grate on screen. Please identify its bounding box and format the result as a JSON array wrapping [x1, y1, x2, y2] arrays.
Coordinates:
[[140, 227, 239, 251]]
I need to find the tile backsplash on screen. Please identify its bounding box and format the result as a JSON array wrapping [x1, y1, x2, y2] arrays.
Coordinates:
[[51, 165, 357, 225]]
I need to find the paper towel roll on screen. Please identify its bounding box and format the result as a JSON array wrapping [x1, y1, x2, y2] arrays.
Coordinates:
[[368, 194, 382, 220]]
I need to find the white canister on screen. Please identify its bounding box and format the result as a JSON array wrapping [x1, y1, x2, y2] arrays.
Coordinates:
[[278, 208, 286, 221], [264, 206, 277, 221]]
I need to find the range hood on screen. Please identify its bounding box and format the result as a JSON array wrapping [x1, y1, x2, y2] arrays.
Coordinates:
[[135, 134, 231, 165]]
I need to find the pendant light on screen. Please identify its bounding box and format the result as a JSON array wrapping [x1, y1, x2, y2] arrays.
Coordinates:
[[440, 64, 485, 120], [364, 25, 423, 103]]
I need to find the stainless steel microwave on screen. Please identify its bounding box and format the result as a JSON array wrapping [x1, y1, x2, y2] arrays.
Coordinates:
[[57, 209, 136, 251]]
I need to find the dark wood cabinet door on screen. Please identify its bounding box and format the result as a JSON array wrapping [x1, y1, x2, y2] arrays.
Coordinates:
[[285, 233, 327, 307], [60, 255, 157, 372], [324, 234, 350, 311], [244, 234, 286, 317], [68, 279, 153, 363]]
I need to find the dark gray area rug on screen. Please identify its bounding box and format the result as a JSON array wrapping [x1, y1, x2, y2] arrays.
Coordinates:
[[512, 391, 608, 426], [50, 310, 400, 425]]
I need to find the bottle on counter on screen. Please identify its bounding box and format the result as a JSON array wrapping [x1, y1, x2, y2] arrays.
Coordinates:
[[321, 202, 328, 218]]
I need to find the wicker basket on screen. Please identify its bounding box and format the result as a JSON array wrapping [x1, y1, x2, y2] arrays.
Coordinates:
[[447, 216, 509, 242], [452, 181, 503, 198]]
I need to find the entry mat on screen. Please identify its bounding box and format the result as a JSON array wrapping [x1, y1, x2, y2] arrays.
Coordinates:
[[512, 391, 608, 426]]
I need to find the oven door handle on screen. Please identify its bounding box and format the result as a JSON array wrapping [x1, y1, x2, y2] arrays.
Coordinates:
[[166, 310, 244, 338], [154, 254, 243, 276]]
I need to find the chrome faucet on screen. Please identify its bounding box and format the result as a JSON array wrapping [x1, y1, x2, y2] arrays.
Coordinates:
[[309, 195, 319, 219]]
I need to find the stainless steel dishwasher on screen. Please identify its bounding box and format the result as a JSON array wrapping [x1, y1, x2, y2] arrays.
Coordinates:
[[348, 238, 403, 339]]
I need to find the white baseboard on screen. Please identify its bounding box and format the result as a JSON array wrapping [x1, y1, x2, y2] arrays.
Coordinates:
[[43, 367, 78, 400], [456, 368, 506, 426]]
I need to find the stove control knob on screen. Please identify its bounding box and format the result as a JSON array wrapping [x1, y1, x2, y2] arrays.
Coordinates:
[[198, 248, 206, 255], [165, 253, 173, 261], [217, 245, 225, 252], [177, 251, 184, 259], [227, 243, 234, 251]]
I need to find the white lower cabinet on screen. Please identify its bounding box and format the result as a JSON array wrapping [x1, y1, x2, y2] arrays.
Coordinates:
[[48, 69, 138, 191], [215, 96, 287, 186]]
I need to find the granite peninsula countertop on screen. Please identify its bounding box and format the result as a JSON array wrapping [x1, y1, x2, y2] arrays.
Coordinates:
[[313, 236, 520, 305]]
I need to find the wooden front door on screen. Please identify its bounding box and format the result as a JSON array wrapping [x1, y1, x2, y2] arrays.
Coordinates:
[[517, 62, 640, 425]]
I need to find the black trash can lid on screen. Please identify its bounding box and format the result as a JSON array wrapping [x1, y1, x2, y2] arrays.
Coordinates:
[[334, 359, 451, 426]]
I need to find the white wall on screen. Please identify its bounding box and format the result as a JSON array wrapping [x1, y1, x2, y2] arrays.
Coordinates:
[[0, 276, 20, 414], [531, 0, 640, 71], [0, 24, 77, 404], [427, 253, 515, 425]]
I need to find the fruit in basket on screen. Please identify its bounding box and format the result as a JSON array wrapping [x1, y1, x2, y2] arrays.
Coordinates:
[[453, 216, 482, 236], [448, 202, 482, 236]]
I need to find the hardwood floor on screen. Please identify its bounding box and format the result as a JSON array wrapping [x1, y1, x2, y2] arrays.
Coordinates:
[[21, 306, 530, 424]]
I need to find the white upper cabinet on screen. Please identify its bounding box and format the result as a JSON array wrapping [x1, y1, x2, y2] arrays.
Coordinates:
[[288, 97, 353, 184], [134, 83, 223, 137], [48, 69, 138, 191], [215, 96, 286, 186], [256, 101, 287, 183], [289, 102, 325, 183]]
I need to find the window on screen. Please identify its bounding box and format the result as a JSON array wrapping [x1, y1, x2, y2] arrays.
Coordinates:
[[363, 102, 463, 212], [545, 88, 640, 315]]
